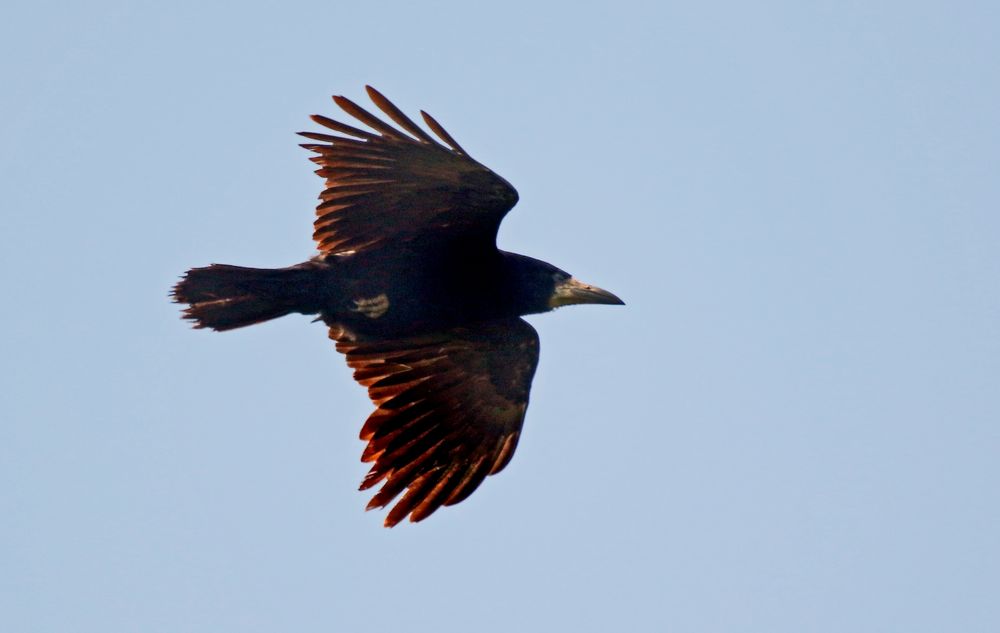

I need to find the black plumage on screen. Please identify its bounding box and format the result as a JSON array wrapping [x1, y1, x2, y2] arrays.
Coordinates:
[[172, 87, 623, 526]]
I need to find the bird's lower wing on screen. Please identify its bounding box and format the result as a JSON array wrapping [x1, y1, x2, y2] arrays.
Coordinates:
[[330, 318, 540, 526]]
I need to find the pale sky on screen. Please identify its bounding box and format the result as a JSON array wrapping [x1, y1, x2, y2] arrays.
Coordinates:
[[2, 1, 998, 631]]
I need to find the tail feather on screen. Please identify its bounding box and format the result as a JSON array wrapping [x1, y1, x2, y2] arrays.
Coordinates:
[[172, 264, 315, 331]]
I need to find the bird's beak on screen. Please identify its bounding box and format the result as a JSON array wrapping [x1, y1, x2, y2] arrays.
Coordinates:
[[549, 277, 625, 308]]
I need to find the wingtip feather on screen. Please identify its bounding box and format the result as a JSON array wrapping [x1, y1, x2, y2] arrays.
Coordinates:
[[420, 110, 468, 155]]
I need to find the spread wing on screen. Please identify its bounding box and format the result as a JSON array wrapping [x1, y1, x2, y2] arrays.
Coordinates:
[[331, 318, 540, 526], [299, 86, 519, 255]]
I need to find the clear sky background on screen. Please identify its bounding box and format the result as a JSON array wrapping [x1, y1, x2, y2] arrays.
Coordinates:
[[2, 1, 998, 631]]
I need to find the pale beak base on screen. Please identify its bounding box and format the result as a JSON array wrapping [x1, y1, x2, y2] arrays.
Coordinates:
[[549, 277, 625, 309]]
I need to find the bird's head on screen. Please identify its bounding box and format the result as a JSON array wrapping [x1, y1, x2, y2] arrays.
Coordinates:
[[504, 253, 624, 315]]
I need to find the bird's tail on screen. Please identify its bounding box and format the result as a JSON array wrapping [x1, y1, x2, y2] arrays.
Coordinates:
[[171, 264, 318, 331]]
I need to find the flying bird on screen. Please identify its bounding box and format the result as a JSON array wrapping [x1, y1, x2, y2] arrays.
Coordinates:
[[172, 87, 623, 526]]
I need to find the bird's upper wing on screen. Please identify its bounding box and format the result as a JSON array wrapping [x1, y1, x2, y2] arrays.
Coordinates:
[[299, 86, 519, 255], [331, 317, 540, 526]]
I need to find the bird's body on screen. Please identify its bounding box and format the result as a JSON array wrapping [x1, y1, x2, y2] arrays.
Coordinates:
[[322, 248, 560, 335], [173, 88, 622, 526]]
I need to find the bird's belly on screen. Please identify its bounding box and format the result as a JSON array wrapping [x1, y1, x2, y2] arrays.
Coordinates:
[[318, 272, 501, 336], [312, 250, 510, 336], [325, 290, 458, 337]]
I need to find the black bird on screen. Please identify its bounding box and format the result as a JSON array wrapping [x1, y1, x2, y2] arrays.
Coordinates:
[[172, 87, 623, 526]]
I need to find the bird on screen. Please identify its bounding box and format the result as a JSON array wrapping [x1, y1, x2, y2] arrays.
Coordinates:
[[172, 87, 624, 526]]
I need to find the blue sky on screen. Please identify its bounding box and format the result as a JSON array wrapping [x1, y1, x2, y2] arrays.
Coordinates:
[[2, 1, 998, 631]]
